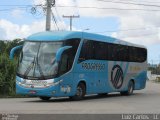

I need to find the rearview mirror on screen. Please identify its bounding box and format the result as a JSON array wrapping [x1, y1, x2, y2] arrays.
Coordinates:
[[55, 46, 72, 62], [10, 45, 23, 60]]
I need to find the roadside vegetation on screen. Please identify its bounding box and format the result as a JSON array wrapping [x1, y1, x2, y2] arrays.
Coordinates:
[[0, 39, 23, 97], [148, 65, 160, 75], [148, 65, 160, 83]]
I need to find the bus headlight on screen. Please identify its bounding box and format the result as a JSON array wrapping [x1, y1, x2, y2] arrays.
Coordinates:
[[53, 79, 63, 86]]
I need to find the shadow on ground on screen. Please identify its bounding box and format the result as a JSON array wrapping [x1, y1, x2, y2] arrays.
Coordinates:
[[26, 92, 141, 103]]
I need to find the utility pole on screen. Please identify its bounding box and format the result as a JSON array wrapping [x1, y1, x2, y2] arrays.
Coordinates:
[[46, 0, 55, 31], [63, 15, 80, 31]]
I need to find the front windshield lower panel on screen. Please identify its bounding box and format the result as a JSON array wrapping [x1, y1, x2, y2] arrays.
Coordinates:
[[17, 41, 63, 80]]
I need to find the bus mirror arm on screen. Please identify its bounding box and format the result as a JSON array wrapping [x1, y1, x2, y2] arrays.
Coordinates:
[[10, 45, 23, 60], [56, 46, 72, 62]]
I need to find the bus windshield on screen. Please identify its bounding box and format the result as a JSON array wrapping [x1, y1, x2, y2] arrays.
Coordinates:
[[17, 41, 63, 80]]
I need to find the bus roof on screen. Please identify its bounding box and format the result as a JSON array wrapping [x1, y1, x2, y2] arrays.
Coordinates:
[[26, 31, 146, 48]]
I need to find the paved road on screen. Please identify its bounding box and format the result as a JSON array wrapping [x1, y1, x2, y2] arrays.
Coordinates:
[[0, 81, 160, 114]]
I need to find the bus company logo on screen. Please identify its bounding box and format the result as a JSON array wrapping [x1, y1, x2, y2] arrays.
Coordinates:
[[111, 65, 124, 89], [81, 63, 105, 71]]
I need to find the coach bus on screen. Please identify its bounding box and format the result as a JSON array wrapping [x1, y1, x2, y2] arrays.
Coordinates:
[[10, 31, 147, 100]]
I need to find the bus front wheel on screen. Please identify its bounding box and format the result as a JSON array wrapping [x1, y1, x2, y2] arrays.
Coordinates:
[[121, 80, 134, 96], [70, 82, 86, 100], [39, 96, 51, 101]]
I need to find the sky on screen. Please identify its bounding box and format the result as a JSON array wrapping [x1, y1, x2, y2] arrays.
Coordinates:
[[0, 0, 160, 64]]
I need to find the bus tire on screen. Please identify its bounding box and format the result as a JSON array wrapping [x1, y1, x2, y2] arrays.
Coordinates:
[[39, 96, 51, 101], [97, 93, 108, 97], [70, 82, 86, 101], [121, 80, 134, 96]]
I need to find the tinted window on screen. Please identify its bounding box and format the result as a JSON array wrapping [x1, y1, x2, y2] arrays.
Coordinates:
[[107, 44, 129, 61], [129, 47, 147, 62], [94, 41, 107, 60], [78, 39, 147, 63], [79, 40, 94, 61]]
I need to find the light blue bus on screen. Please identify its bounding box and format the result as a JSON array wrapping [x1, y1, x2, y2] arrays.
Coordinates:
[[10, 31, 147, 100]]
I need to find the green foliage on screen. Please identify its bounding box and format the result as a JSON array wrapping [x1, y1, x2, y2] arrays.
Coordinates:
[[148, 65, 160, 75], [0, 39, 22, 97]]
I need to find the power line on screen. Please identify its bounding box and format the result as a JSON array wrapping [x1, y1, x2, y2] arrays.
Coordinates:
[[0, 5, 41, 12], [51, 11, 59, 31], [118, 0, 160, 4], [73, 0, 83, 30], [0, 5, 32, 7], [54, 7, 66, 30], [1, 5, 160, 12], [97, 0, 160, 8], [96, 27, 159, 33], [56, 5, 160, 12], [63, 15, 80, 31], [0, 7, 28, 12], [121, 32, 158, 38]]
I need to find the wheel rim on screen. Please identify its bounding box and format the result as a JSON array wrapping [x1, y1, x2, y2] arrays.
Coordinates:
[[76, 86, 83, 97], [129, 82, 133, 94]]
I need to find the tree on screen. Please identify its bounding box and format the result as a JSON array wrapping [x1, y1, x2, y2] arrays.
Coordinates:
[[0, 39, 23, 96]]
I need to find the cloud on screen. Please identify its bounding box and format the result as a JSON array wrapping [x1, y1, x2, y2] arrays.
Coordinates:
[[111, 15, 160, 46], [0, 19, 68, 40], [54, 0, 160, 46], [33, 0, 46, 5], [11, 9, 24, 18], [0, 28, 7, 40], [0, 19, 22, 40], [1, 0, 160, 46]]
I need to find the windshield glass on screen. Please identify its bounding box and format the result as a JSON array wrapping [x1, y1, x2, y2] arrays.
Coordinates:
[[17, 41, 63, 79]]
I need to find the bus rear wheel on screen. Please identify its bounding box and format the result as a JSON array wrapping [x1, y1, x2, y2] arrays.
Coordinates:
[[70, 82, 86, 101], [39, 96, 51, 101], [121, 80, 134, 96]]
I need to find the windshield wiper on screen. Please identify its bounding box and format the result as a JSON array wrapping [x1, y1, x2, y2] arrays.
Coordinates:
[[35, 43, 45, 80], [34, 57, 45, 80], [23, 56, 36, 78], [23, 42, 45, 80], [23, 56, 45, 80]]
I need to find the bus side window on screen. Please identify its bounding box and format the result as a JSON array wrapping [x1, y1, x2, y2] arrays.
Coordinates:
[[79, 40, 94, 62], [94, 41, 107, 60], [117, 45, 129, 61], [129, 47, 147, 62], [107, 43, 115, 60]]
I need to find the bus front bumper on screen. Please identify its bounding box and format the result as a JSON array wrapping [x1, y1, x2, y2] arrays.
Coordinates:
[[16, 76, 74, 97], [16, 83, 60, 97], [16, 76, 63, 97]]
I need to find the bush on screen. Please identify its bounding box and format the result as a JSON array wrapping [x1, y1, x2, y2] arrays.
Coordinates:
[[0, 39, 22, 97], [0, 53, 17, 96]]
